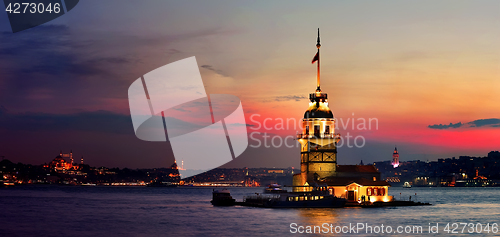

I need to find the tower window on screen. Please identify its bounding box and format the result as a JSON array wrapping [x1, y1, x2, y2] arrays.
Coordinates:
[[305, 126, 309, 134], [325, 126, 330, 134], [314, 125, 320, 137]]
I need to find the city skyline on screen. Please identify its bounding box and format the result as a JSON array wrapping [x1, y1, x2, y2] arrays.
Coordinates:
[[0, 1, 499, 168]]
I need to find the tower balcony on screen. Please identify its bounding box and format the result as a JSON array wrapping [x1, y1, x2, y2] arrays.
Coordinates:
[[309, 92, 327, 103], [297, 132, 341, 140]]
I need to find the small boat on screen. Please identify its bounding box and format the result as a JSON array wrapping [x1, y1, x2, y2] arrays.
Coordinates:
[[3, 181, 15, 186], [403, 182, 412, 188], [147, 180, 177, 187], [264, 184, 287, 193], [81, 183, 97, 186], [211, 189, 236, 206], [2, 179, 15, 186]]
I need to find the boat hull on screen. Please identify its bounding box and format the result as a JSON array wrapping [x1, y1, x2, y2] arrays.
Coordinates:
[[211, 199, 236, 206], [242, 193, 347, 208], [263, 198, 346, 208]]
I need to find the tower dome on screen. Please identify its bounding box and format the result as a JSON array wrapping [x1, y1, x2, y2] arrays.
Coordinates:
[[304, 99, 333, 118], [303, 91, 333, 118]]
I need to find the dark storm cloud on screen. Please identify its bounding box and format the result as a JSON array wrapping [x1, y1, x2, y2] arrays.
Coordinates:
[[428, 118, 500, 129], [166, 49, 181, 55], [0, 108, 133, 135], [0, 24, 234, 99], [428, 122, 463, 129], [274, 95, 307, 102], [0, 24, 119, 96], [0, 25, 73, 77], [200, 65, 215, 70], [0, 24, 69, 54], [469, 118, 500, 127], [0, 24, 138, 77], [200, 64, 228, 77], [20, 56, 107, 77], [0, 23, 159, 112], [85, 57, 132, 65]]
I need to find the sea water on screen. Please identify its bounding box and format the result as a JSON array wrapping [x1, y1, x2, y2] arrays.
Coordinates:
[[1, 186, 499, 236]]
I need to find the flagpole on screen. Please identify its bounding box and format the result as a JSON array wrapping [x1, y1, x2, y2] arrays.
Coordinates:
[[316, 28, 321, 91]]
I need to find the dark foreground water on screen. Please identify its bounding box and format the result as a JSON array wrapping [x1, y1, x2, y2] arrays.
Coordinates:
[[0, 186, 499, 236]]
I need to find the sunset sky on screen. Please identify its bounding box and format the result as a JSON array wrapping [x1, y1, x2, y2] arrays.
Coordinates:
[[0, 1, 499, 168]]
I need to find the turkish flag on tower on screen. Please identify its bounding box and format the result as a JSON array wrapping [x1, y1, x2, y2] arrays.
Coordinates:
[[311, 52, 319, 64]]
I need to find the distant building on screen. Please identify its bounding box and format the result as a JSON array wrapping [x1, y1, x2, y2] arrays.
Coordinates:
[[392, 147, 400, 168], [46, 150, 80, 172], [268, 170, 284, 174]]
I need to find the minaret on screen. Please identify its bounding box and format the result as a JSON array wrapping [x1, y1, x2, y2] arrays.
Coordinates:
[[293, 29, 341, 192], [70, 150, 73, 166], [392, 147, 399, 168]]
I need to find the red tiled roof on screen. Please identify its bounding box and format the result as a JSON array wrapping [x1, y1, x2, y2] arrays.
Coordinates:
[[319, 177, 391, 187]]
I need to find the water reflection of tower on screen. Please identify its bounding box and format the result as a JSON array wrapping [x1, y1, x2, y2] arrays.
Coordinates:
[[293, 29, 341, 191], [392, 147, 399, 168]]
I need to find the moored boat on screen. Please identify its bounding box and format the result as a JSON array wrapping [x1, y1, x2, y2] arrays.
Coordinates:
[[211, 189, 236, 206], [242, 190, 346, 208]]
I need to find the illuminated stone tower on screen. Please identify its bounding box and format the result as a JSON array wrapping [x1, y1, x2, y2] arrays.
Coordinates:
[[392, 147, 399, 168], [293, 29, 340, 191]]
